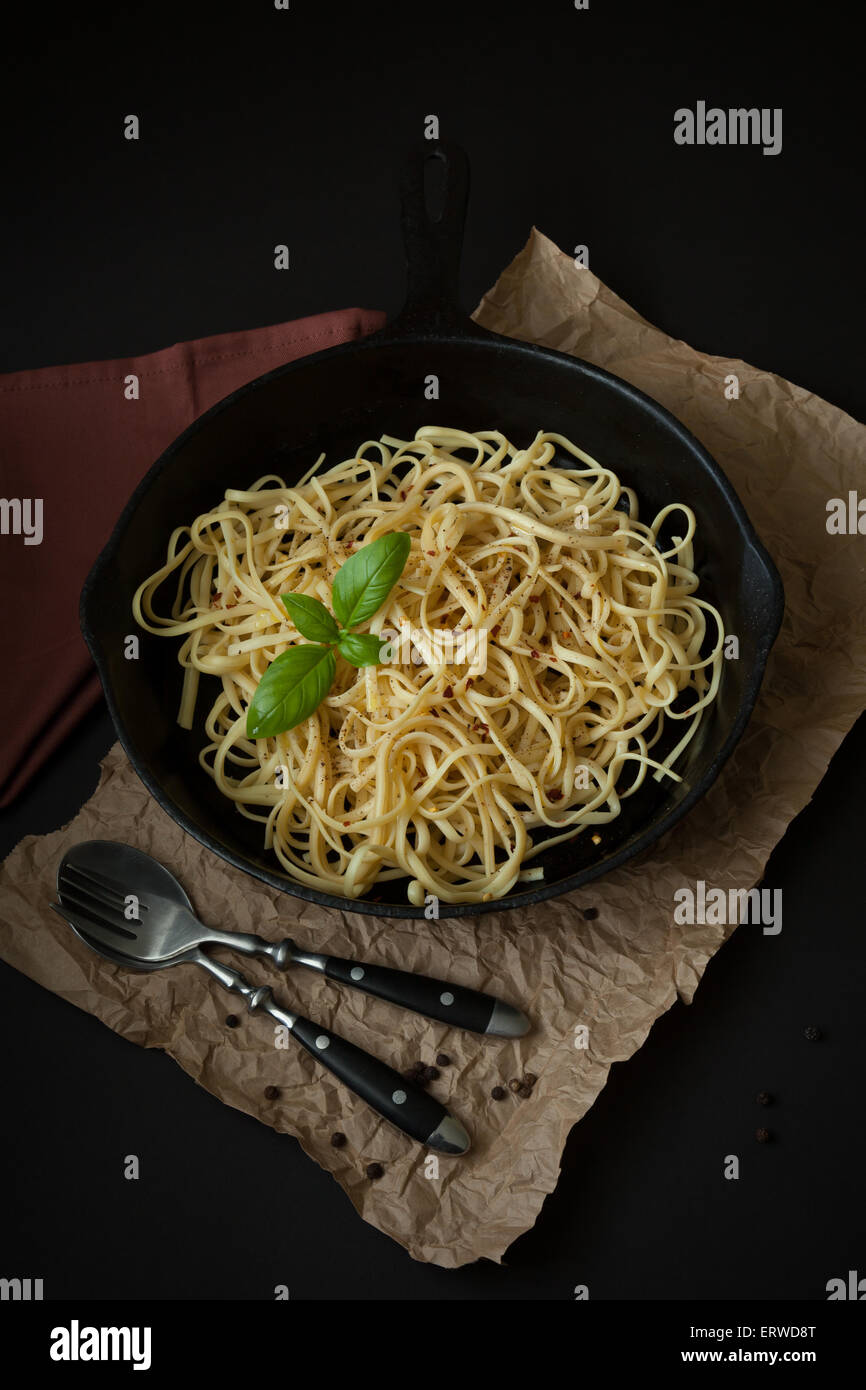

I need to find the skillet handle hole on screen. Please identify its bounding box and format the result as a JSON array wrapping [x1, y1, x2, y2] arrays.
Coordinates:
[[423, 150, 448, 223]]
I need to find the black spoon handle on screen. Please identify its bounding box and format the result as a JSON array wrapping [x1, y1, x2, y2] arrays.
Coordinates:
[[198, 954, 469, 1154], [289, 1015, 467, 1153], [203, 927, 529, 1036], [321, 954, 529, 1037]]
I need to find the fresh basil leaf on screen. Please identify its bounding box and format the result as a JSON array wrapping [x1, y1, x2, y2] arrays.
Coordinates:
[[280, 592, 340, 644], [337, 632, 388, 668], [332, 532, 411, 629], [246, 643, 336, 738]]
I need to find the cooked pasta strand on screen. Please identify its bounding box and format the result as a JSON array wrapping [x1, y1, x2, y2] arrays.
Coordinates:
[[133, 428, 724, 903]]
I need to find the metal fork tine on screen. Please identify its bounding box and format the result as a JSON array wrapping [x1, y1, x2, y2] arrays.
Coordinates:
[[58, 876, 127, 923], [57, 878, 140, 936], [50, 903, 150, 964], [59, 863, 147, 916], [52, 894, 139, 946]]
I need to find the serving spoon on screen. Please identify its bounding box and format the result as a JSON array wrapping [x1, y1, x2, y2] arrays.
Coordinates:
[[55, 841, 529, 1035], [53, 845, 472, 1154]]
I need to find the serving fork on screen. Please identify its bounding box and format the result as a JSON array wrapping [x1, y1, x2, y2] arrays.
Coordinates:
[[56, 841, 528, 1035], [52, 841, 528, 1152]]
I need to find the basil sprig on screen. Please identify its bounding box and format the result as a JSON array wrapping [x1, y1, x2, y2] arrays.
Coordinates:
[[246, 532, 410, 739], [246, 644, 337, 740], [281, 593, 340, 644], [335, 632, 389, 667], [333, 531, 411, 627]]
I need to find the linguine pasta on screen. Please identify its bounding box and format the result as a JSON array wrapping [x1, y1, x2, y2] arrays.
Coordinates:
[[133, 428, 724, 904]]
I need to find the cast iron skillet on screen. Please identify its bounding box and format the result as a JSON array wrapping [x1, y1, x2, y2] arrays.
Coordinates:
[[81, 142, 784, 919]]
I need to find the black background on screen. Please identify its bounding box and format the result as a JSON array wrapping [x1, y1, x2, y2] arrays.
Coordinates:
[[1, 1, 864, 1300]]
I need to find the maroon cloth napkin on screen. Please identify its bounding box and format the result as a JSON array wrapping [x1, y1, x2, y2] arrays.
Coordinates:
[[0, 308, 386, 807]]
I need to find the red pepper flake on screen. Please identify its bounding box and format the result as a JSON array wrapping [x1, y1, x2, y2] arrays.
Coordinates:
[[492, 625, 501, 637], [399, 490, 406, 500], [211, 591, 223, 606], [427, 551, 436, 557], [467, 677, 475, 685], [444, 685, 453, 698], [530, 595, 540, 603], [343, 820, 351, 826], [530, 649, 540, 659], [549, 790, 563, 801]]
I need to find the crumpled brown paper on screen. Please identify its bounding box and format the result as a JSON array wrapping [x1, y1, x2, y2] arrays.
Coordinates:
[[2, 229, 865, 1267]]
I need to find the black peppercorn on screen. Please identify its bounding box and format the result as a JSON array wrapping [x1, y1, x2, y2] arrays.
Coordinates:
[[582, 907, 599, 920], [804, 1025, 822, 1042], [225, 1014, 239, 1028], [436, 1053, 451, 1067], [755, 1128, 771, 1143], [756, 1091, 772, 1106], [508, 1079, 522, 1094], [330, 1132, 347, 1148], [263, 1085, 280, 1100], [524, 1072, 538, 1088], [366, 1162, 384, 1180], [491, 1085, 507, 1101], [423, 1065, 439, 1081]]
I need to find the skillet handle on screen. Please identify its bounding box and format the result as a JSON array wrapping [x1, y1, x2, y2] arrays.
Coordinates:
[[382, 140, 480, 339]]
